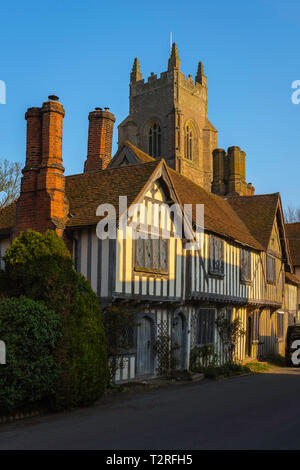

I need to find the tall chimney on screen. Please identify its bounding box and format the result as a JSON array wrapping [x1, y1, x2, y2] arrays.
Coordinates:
[[15, 107, 42, 235], [35, 95, 69, 236], [212, 148, 226, 195], [84, 107, 115, 172]]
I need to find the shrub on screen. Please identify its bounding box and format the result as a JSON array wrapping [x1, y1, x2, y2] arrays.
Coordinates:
[[54, 274, 108, 408], [215, 314, 246, 363], [0, 296, 61, 415], [4, 230, 108, 409], [190, 344, 219, 372]]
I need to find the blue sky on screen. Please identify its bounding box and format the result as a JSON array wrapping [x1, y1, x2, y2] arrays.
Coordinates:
[[0, 0, 299, 209]]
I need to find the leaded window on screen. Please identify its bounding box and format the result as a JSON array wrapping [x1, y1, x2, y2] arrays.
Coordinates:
[[185, 125, 193, 160], [267, 255, 276, 283], [277, 312, 284, 338], [209, 236, 224, 276], [148, 123, 161, 158], [135, 237, 168, 273], [241, 248, 251, 281]]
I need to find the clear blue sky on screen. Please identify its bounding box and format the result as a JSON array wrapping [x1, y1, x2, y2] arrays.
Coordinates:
[[0, 0, 299, 209]]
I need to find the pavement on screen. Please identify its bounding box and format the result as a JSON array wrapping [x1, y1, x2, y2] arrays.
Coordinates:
[[1, 367, 300, 449]]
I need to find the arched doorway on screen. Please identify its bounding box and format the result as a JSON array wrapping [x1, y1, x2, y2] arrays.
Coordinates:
[[172, 313, 186, 369], [136, 316, 154, 377]]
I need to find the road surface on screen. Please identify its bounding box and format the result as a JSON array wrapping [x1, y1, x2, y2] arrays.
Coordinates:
[[1, 368, 300, 449]]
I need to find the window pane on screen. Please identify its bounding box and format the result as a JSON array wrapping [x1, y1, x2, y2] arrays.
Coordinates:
[[145, 239, 152, 268], [153, 238, 159, 269], [160, 239, 168, 271], [267, 255, 275, 282], [136, 237, 144, 267], [210, 237, 214, 272]]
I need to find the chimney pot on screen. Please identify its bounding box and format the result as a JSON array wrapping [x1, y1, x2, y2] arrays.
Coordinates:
[[48, 95, 59, 101]]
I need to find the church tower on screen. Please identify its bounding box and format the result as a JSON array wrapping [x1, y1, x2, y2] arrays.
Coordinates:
[[118, 43, 218, 191]]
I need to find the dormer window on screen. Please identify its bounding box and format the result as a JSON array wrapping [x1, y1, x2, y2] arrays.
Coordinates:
[[148, 123, 161, 158]]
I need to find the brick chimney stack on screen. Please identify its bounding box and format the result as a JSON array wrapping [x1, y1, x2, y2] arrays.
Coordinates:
[[211, 146, 255, 196], [16, 107, 42, 233], [84, 107, 115, 172], [16, 95, 69, 237]]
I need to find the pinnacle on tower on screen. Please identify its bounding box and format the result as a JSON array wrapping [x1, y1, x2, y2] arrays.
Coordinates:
[[168, 42, 180, 71], [195, 61, 205, 84], [130, 57, 142, 83]]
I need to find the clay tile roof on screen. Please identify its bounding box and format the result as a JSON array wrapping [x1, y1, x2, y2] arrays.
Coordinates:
[[285, 271, 300, 286], [286, 222, 300, 266], [167, 168, 263, 250], [225, 193, 279, 250], [65, 160, 160, 227]]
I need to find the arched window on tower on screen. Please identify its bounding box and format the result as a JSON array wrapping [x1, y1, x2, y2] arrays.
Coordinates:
[[185, 125, 193, 160], [148, 123, 161, 158]]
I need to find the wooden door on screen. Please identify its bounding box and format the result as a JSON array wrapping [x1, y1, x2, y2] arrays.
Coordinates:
[[246, 316, 252, 357], [136, 316, 154, 377], [172, 314, 185, 369]]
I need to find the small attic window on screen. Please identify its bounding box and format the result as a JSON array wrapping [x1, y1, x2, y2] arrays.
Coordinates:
[[148, 123, 161, 158]]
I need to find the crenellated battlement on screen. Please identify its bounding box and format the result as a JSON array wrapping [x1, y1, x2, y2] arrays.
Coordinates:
[[119, 43, 217, 192], [130, 64, 207, 100]]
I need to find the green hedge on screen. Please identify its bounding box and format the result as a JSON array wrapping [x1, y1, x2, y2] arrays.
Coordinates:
[[0, 296, 61, 415], [3, 230, 108, 410]]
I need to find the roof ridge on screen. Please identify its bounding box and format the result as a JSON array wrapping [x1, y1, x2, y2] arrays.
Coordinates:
[[66, 159, 159, 179], [225, 192, 279, 199]]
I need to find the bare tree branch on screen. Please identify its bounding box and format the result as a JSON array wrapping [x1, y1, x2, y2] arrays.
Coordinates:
[[285, 205, 300, 223], [0, 160, 21, 210]]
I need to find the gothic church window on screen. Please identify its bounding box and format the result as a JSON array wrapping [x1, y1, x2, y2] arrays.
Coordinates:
[[148, 123, 161, 158], [185, 125, 193, 160]]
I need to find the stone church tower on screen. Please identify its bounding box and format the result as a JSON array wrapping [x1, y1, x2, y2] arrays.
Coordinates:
[[118, 43, 218, 191], [118, 43, 255, 196]]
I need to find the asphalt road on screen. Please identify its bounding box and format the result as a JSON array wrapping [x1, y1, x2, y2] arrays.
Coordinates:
[[1, 368, 300, 450]]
